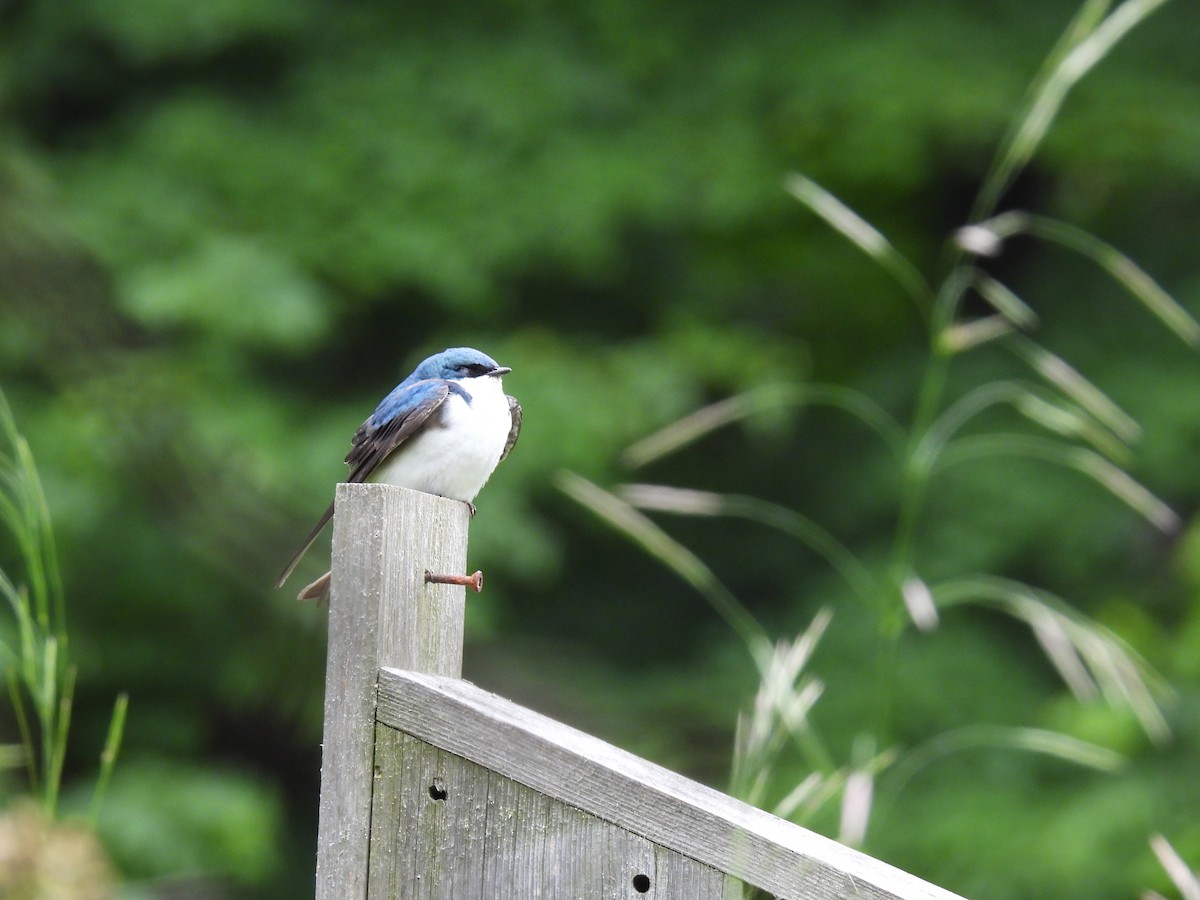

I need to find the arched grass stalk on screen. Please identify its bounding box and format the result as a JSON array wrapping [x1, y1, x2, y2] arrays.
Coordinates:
[[561, 0, 1190, 855]]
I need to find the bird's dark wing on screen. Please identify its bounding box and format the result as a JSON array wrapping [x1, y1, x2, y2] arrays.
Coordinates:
[[344, 379, 451, 482], [275, 379, 451, 590], [500, 395, 522, 462]]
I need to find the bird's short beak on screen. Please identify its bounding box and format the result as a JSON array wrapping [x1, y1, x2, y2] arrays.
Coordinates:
[[491, 366, 512, 377]]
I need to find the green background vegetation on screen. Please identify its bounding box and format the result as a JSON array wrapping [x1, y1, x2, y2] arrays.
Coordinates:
[[2, 0, 1199, 896]]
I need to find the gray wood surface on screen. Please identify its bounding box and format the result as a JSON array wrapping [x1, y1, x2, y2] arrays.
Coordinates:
[[368, 723, 731, 899], [316, 484, 471, 900], [376, 669, 966, 900]]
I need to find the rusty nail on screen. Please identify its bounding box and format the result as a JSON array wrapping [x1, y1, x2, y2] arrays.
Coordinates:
[[424, 570, 483, 593]]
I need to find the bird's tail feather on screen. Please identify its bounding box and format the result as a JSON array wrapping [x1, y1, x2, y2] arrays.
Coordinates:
[[275, 501, 335, 589], [297, 570, 332, 602]]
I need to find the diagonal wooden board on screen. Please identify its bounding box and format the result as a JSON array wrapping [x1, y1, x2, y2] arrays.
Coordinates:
[[376, 668, 967, 900]]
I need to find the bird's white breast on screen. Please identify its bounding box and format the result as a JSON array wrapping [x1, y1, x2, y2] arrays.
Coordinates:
[[370, 375, 512, 502]]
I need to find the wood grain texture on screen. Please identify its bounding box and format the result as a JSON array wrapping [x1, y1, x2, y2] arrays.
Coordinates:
[[368, 724, 731, 899], [375, 669, 965, 900], [316, 484, 471, 900]]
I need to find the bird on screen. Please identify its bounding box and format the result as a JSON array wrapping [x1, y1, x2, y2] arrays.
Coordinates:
[[276, 346, 521, 600]]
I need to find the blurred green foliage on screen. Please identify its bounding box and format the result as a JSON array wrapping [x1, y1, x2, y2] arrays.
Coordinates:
[[2, 0, 1199, 896]]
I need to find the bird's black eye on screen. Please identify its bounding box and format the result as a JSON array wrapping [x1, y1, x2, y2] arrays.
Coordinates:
[[461, 363, 489, 377]]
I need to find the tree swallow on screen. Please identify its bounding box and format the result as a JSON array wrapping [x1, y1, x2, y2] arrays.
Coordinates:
[[276, 347, 521, 600]]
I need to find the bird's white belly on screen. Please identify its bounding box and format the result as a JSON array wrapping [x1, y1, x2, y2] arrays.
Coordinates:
[[369, 377, 511, 502]]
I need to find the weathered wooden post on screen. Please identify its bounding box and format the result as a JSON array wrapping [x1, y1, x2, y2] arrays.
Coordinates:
[[316, 482, 967, 899], [316, 483, 471, 899]]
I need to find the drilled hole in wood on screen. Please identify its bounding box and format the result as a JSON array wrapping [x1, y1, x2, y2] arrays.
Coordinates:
[[632, 873, 651, 893], [428, 782, 447, 801]]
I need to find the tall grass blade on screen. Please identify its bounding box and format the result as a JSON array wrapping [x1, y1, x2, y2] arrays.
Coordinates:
[[973, 0, 1170, 220], [1073, 451, 1180, 532], [619, 485, 883, 610], [46, 665, 76, 818], [622, 383, 905, 469], [6, 671, 39, 796], [879, 723, 1124, 822], [1013, 394, 1131, 463], [890, 725, 1124, 803], [621, 384, 800, 468], [1008, 337, 1141, 442], [974, 275, 1040, 329], [918, 379, 1130, 473], [932, 575, 1170, 743], [938, 434, 1178, 533], [772, 773, 823, 820], [785, 174, 933, 315], [732, 610, 840, 817], [1149, 834, 1200, 900], [793, 770, 852, 825], [1024, 602, 1099, 699], [1, 387, 125, 820], [1020, 216, 1200, 346], [556, 471, 772, 667], [918, 382, 1032, 467], [1, 578, 40, 690], [938, 317, 1014, 354], [23, 436, 66, 649], [39, 634, 58, 726], [90, 692, 130, 824]]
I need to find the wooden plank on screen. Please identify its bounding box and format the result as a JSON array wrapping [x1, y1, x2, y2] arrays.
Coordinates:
[[369, 723, 731, 899], [316, 484, 471, 900], [649, 844, 736, 899], [376, 669, 965, 900], [368, 724, 490, 899]]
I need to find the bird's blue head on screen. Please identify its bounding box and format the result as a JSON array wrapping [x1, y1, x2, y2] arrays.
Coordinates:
[[410, 347, 511, 383]]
